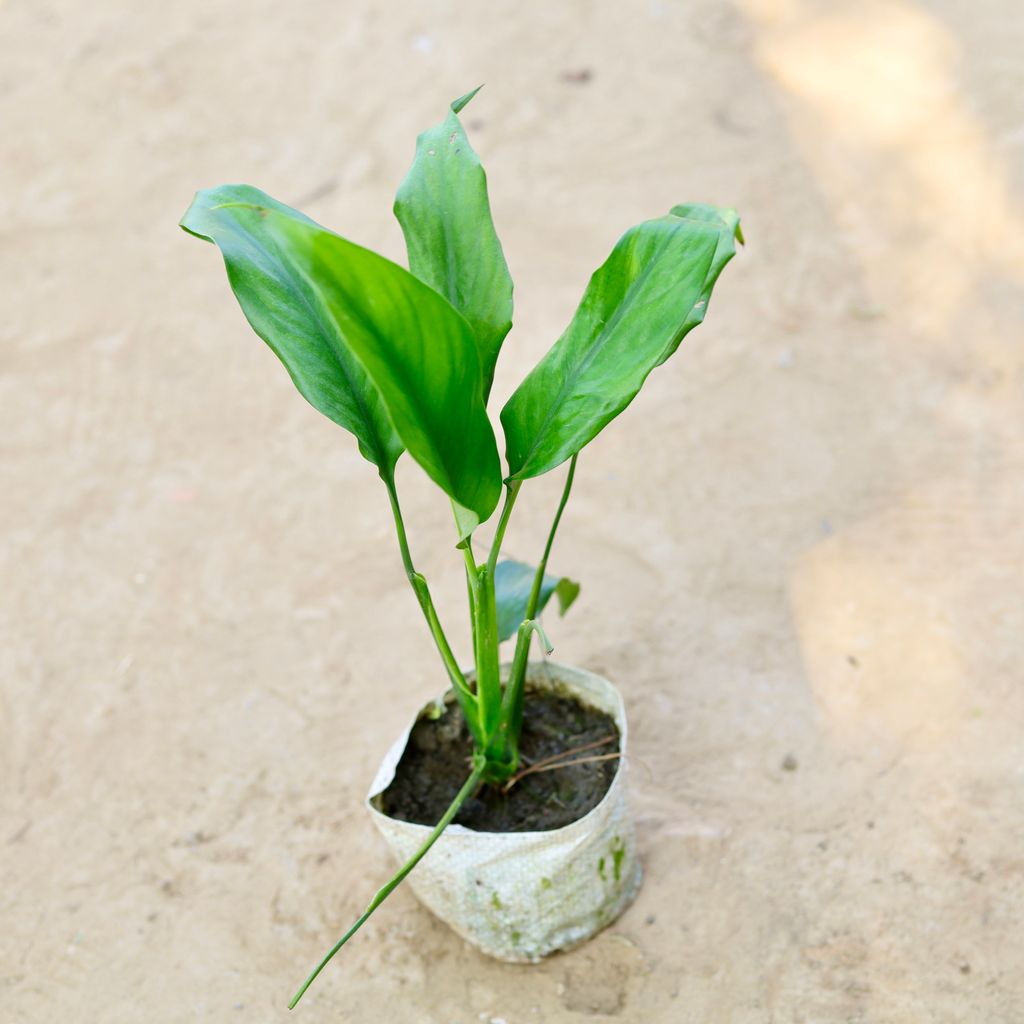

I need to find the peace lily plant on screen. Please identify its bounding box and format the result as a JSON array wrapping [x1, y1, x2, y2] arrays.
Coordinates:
[[180, 87, 741, 1007]]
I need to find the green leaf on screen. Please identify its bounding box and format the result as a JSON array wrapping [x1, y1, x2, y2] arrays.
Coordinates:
[[500, 212, 734, 480], [451, 500, 479, 549], [181, 185, 402, 475], [553, 576, 581, 617], [181, 184, 502, 520], [659, 204, 743, 366], [494, 559, 580, 643], [395, 87, 513, 401]]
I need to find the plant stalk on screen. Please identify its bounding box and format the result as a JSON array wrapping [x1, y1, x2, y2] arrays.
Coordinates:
[[486, 481, 522, 577], [498, 618, 553, 770], [288, 757, 487, 1009], [473, 561, 503, 757], [499, 455, 578, 759], [462, 534, 479, 666], [465, 480, 520, 766], [526, 454, 577, 620], [383, 474, 479, 732]]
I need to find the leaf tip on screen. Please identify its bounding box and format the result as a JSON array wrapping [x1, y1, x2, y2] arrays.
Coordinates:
[[179, 191, 212, 242], [451, 84, 484, 115]]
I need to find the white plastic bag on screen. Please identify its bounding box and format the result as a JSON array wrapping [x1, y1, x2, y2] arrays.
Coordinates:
[[366, 661, 642, 962]]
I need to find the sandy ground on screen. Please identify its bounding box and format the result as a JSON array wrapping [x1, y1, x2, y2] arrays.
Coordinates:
[[3, 0, 1023, 1020]]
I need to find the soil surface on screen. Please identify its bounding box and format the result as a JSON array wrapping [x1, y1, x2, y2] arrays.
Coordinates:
[[381, 688, 621, 831], [3, 2, 1024, 1022]]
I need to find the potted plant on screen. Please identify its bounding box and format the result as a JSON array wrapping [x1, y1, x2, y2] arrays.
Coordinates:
[[180, 86, 741, 1008]]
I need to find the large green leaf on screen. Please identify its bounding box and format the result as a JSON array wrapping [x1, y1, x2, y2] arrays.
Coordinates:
[[181, 185, 403, 475], [494, 559, 579, 643], [500, 211, 734, 480], [394, 87, 513, 401], [181, 184, 502, 519]]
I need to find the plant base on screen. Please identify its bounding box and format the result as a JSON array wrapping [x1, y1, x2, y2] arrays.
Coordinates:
[[366, 661, 642, 963]]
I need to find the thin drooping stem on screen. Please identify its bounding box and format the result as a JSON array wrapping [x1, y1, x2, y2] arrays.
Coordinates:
[[288, 758, 486, 1010], [383, 475, 478, 720]]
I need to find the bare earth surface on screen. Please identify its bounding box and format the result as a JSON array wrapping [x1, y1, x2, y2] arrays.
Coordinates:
[[3, 1, 1023, 1021]]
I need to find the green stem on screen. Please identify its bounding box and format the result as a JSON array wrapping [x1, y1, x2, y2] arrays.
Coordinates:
[[525, 454, 577, 619], [474, 561, 502, 751], [460, 539, 489, 743], [498, 455, 579, 768], [383, 475, 478, 724], [288, 757, 487, 1009], [498, 618, 553, 771], [486, 481, 522, 577], [462, 536, 479, 667], [468, 481, 520, 761]]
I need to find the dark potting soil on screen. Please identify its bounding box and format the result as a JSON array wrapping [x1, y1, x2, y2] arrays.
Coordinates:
[[379, 686, 621, 832]]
